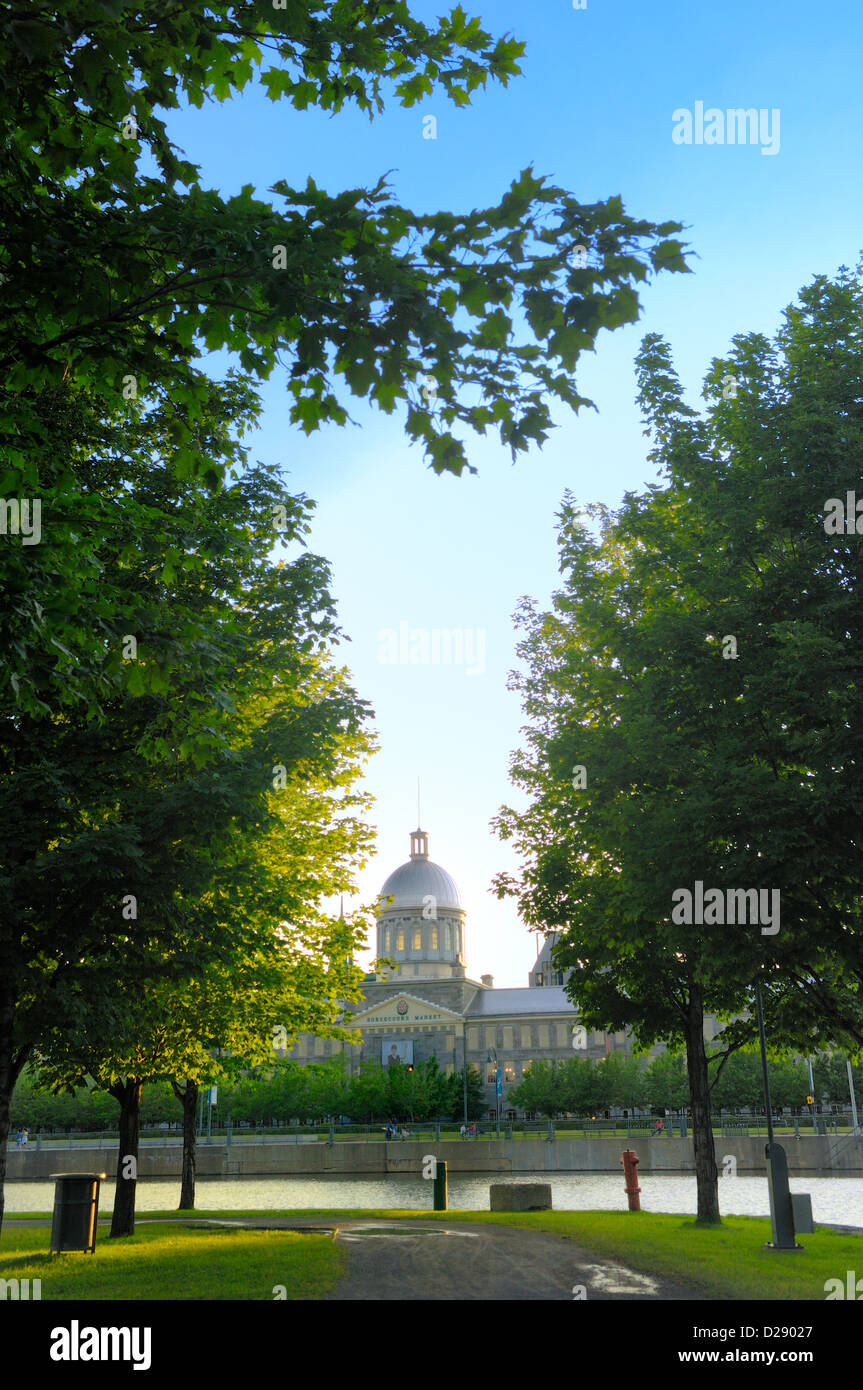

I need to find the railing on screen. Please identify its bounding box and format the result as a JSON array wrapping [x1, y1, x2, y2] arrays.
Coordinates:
[[8, 1112, 862, 1147]]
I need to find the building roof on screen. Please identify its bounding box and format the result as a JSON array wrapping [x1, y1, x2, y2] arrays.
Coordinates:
[[466, 986, 575, 1018], [378, 827, 462, 913]]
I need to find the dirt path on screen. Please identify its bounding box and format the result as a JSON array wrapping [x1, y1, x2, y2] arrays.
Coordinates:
[[175, 1215, 705, 1301]]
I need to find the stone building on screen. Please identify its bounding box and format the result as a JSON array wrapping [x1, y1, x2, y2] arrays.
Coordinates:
[[289, 826, 630, 1119]]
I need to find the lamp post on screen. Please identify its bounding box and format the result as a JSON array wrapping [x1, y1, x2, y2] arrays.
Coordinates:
[[847, 1058, 861, 1137], [756, 985, 802, 1250], [806, 1057, 817, 1134], [487, 1049, 501, 1139]]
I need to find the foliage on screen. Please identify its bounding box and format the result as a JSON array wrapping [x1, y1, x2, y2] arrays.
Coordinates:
[[493, 262, 863, 1221]]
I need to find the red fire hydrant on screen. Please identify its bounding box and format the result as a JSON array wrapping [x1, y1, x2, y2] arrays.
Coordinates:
[[621, 1149, 642, 1211]]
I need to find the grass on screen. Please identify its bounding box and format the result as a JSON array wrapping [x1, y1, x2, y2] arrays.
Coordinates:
[[4, 1206, 860, 1300], [0, 1222, 343, 1300]]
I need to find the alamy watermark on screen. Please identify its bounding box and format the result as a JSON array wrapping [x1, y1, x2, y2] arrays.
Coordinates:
[[0, 498, 41, 545], [671, 881, 780, 935], [378, 621, 485, 677], [672, 102, 780, 156]]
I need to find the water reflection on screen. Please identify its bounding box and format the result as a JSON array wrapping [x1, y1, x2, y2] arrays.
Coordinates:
[[6, 1172, 863, 1225]]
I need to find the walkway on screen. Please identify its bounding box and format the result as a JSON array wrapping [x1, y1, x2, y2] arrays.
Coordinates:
[[180, 1215, 705, 1301]]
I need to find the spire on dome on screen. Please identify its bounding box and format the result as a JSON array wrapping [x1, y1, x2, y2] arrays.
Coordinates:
[[410, 827, 429, 860]]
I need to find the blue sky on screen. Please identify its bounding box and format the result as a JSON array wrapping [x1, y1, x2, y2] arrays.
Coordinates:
[[165, 0, 863, 984]]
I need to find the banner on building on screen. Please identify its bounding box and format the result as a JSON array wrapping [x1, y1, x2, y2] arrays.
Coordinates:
[[382, 1039, 414, 1066]]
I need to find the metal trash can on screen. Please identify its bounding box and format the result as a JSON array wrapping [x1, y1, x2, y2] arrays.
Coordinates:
[[50, 1173, 102, 1254]]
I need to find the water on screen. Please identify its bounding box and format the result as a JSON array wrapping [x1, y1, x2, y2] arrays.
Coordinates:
[[5, 1173, 863, 1225]]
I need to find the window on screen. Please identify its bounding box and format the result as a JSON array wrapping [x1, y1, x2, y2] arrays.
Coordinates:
[[504, 1065, 515, 1083], [487, 1068, 497, 1084], [535, 972, 544, 986], [444, 925, 451, 951], [412, 929, 421, 950], [397, 930, 405, 951], [430, 927, 438, 950]]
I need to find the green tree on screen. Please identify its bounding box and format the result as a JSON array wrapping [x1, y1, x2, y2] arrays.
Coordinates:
[[346, 1061, 390, 1124], [494, 264, 863, 1224], [1, 1, 689, 1236], [593, 1051, 645, 1112], [445, 1066, 485, 1122], [508, 1059, 565, 1118]]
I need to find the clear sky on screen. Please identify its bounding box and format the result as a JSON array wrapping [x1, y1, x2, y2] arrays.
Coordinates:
[[163, 0, 863, 984]]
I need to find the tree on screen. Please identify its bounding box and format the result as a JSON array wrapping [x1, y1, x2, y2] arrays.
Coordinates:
[[641, 1053, 691, 1113], [494, 263, 863, 1224], [0, 2, 689, 731], [508, 1060, 565, 1118], [0, 375, 377, 1236], [594, 1051, 645, 1112], [346, 1062, 390, 1124], [445, 1066, 485, 1122]]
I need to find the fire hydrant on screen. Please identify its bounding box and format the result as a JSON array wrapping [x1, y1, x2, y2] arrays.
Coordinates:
[[621, 1148, 641, 1211]]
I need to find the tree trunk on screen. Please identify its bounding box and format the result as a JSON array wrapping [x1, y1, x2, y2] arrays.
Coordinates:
[[109, 1078, 142, 1237], [173, 1078, 198, 1210], [684, 986, 720, 1225], [0, 981, 28, 1243]]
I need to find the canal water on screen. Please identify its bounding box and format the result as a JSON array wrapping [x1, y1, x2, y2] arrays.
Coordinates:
[[5, 1172, 863, 1224]]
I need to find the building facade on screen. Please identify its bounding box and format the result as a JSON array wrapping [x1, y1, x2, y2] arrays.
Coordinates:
[[289, 826, 633, 1119]]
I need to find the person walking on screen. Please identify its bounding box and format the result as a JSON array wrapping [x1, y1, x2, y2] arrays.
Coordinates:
[[459, 1123, 466, 1141], [21, 1128, 28, 1147], [15, 1129, 22, 1148]]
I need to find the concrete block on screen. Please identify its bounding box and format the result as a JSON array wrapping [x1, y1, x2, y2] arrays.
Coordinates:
[[489, 1182, 552, 1212]]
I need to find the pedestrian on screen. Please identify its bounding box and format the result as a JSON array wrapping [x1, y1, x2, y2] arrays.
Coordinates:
[[385, 1120, 392, 1141], [21, 1128, 28, 1147], [469, 1122, 477, 1139], [15, 1129, 22, 1148], [400, 1124, 408, 1141], [653, 1118, 664, 1136], [459, 1123, 466, 1140]]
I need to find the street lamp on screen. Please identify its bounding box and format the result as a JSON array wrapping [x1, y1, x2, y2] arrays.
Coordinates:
[[487, 1049, 502, 1139], [755, 985, 802, 1251]]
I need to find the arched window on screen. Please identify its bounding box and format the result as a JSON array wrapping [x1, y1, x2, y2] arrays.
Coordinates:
[[430, 927, 438, 950], [444, 924, 451, 951], [412, 929, 421, 950], [397, 929, 405, 951]]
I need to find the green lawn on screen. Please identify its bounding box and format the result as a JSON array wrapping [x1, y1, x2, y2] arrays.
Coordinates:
[[2, 1208, 858, 1300], [0, 1222, 342, 1300]]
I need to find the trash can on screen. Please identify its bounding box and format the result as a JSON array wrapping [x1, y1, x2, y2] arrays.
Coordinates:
[[50, 1173, 102, 1254]]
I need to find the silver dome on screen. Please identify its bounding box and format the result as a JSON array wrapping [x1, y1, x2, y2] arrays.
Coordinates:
[[377, 828, 462, 912]]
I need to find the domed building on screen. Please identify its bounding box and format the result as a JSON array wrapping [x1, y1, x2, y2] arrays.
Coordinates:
[[288, 826, 624, 1119]]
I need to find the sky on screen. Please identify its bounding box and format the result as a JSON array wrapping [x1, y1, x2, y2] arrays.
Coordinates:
[[162, 0, 863, 984]]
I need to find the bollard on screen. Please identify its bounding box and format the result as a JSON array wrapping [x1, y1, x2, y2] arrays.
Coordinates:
[[433, 1159, 447, 1211], [621, 1149, 642, 1211]]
